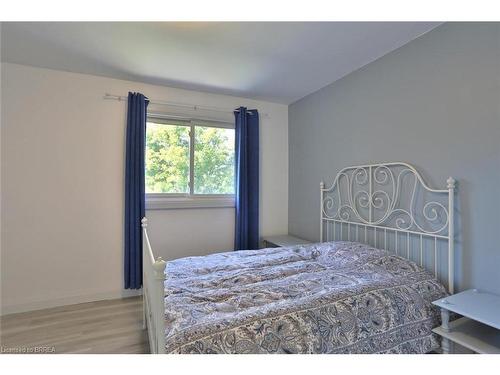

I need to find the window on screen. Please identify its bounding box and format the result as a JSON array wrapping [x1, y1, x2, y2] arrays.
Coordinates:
[[194, 125, 235, 194], [145, 116, 235, 208], [146, 121, 190, 194]]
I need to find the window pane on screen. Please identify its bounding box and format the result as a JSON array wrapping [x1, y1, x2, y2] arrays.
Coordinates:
[[194, 126, 235, 194], [146, 122, 190, 194]]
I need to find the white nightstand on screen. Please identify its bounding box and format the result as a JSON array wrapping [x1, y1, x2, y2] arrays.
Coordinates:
[[263, 235, 311, 248], [432, 289, 500, 354]]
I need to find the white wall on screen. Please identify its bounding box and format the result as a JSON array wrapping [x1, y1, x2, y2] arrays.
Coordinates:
[[0, 63, 288, 314]]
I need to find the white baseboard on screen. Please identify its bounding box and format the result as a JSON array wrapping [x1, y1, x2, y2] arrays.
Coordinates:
[[0, 289, 143, 316]]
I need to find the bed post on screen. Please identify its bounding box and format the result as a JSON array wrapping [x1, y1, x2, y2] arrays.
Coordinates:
[[447, 177, 456, 294], [320, 181, 325, 243], [141, 217, 167, 354], [152, 256, 166, 354], [141, 218, 148, 330]]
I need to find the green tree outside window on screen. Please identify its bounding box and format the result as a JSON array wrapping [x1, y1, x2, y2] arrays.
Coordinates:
[[145, 121, 235, 195]]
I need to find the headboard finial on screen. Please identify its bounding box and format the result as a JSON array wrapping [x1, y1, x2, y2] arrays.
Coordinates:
[[141, 217, 148, 228], [320, 181, 325, 189], [447, 177, 456, 189]]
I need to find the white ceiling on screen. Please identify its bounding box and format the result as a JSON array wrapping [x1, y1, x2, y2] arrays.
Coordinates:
[[1, 22, 441, 104]]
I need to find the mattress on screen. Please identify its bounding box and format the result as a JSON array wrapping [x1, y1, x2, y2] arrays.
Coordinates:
[[163, 241, 447, 353]]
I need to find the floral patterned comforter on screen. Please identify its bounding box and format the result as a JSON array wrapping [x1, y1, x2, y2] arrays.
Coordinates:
[[164, 241, 447, 354]]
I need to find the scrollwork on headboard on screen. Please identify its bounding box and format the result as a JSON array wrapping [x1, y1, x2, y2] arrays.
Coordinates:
[[320, 162, 456, 293]]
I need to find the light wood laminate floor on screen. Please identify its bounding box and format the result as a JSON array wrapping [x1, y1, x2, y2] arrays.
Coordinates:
[[0, 297, 149, 354]]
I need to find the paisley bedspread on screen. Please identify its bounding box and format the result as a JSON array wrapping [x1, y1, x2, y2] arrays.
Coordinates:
[[164, 241, 447, 354]]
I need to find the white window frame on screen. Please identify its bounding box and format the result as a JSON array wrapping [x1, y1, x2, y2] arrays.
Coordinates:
[[145, 114, 235, 210]]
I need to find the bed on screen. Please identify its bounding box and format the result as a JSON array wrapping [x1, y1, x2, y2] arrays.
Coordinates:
[[141, 162, 456, 354]]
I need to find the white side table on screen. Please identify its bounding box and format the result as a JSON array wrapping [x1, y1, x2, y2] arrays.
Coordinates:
[[263, 235, 311, 248], [432, 289, 500, 354]]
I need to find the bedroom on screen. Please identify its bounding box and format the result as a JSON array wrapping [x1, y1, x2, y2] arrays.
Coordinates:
[[1, 0, 499, 372]]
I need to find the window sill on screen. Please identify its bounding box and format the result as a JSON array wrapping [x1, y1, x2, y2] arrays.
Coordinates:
[[146, 195, 235, 210]]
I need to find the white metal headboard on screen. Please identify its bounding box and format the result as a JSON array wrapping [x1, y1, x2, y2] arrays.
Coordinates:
[[320, 162, 456, 293]]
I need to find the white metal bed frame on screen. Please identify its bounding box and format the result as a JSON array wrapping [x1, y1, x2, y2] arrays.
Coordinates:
[[141, 161, 456, 353], [141, 217, 167, 354], [320, 162, 455, 294]]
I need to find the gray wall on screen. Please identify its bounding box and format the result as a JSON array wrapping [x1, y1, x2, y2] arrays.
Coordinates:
[[288, 23, 500, 294]]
